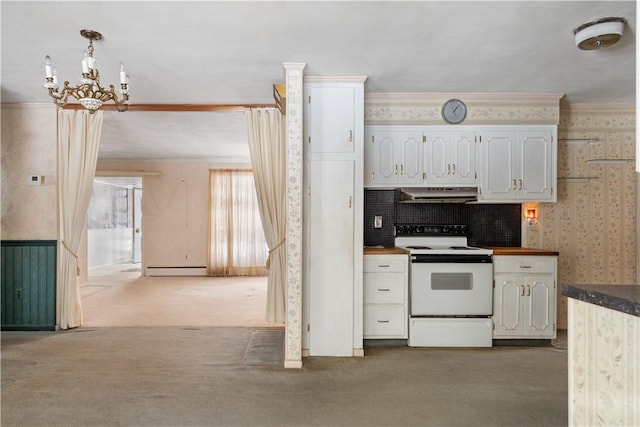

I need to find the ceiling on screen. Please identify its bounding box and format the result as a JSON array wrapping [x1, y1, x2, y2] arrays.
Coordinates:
[[1, 1, 636, 162]]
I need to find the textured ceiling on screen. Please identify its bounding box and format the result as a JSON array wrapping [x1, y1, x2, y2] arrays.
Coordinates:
[[1, 1, 636, 161]]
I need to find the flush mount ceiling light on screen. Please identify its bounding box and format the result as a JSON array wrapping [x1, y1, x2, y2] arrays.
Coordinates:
[[43, 29, 130, 113], [574, 17, 627, 50]]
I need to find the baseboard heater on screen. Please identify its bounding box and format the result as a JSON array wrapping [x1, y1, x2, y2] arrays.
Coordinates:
[[145, 266, 207, 277]]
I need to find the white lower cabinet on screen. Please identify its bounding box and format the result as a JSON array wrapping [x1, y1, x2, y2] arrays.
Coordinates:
[[363, 254, 408, 339], [493, 256, 557, 339]]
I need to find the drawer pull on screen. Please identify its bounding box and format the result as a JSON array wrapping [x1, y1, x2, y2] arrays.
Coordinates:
[[377, 288, 390, 292], [519, 265, 532, 269], [377, 320, 390, 323], [377, 264, 390, 268]]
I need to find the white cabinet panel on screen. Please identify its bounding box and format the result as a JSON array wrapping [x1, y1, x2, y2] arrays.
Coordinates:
[[479, 127, 556, 202], [424, 130, 477, 186], [308, 159, 354, 356], [308, 86, 355, 154], [493, 256, 557, 339], [363, 254, 408, 339], [364, 128, 423, 187]]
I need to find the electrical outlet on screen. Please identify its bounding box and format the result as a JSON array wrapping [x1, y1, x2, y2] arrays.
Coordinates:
[[374, 216, 383, 228]]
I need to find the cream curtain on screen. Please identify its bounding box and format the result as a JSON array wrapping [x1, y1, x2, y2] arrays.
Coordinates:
[[209, 169, 269, 276], [245, 108, 287, 324], [57, 109, 103, 329]]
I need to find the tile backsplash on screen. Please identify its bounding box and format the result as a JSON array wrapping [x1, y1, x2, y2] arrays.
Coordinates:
[[364, 189, 521, 247]]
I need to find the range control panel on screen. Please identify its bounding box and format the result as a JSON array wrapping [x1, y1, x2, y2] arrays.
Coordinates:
[[395, 224, 468, 237]]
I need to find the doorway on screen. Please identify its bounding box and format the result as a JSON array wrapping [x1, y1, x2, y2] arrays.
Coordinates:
[[81, 176, 274, 328]]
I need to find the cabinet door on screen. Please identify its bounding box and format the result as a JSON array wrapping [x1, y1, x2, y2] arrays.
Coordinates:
[[396, 133, 423, 184], [308, 159, 354, 356], [307, 86, 355, 154], [493, 274, 523, 337], [450, 131, 477, 185], [524, 274, 555, 338], [423, 132, 449, 184], [365, 130, 422, 186], [517, 131, 554, 201], [480, 131, 517, 200]]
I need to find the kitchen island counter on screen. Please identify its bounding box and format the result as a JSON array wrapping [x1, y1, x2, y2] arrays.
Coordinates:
[[561, 283, 639, 426]]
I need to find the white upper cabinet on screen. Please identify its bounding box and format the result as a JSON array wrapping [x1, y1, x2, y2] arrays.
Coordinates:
[[307, 86, 356, 154], [478, 127, 556, 202], [423, 130, 477, 186], [364, 127, 423, 186]]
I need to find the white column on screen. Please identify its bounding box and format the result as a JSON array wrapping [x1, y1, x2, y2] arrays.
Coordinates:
[[283, 62, 306, 369]]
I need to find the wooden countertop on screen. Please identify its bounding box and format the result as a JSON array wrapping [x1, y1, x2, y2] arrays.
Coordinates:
[[363, 247, 410, 255], [488, 247, 560, 256]]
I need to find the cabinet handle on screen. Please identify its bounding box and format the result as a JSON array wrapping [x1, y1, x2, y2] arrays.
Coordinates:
[[519, 179, 523, 190], [452, 163, 456, 175], [348, 196, 352, 208], [526, 284, 531, 296], [377, 288, 390, 292], [521, 285, 525, 296], [447, 164, 451, 175], [349, 130, 353, 142], [519, 265, 532, 269], [395, 164, 399, 175], [377, 264, 390, 268], [377, 320, 390, 323], [512, 179, 517, 190], [400, 164, 404, 175]]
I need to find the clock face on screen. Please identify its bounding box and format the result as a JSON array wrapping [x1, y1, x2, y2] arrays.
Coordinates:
[[442, 99, 467, 124]]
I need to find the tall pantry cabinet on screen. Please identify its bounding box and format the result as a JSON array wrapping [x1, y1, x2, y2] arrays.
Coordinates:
[[302, 76, 366, 357]]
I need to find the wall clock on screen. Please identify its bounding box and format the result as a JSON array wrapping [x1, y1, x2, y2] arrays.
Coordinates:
[[441, 99, 467, 124]]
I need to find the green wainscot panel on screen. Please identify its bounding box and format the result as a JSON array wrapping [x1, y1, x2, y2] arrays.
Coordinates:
[[1, 240, 56, 331]]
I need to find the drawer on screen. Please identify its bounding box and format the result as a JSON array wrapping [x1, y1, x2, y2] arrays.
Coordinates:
[[364, 273, 405, 304], [493, 256, 556, 274], [364, 255, 407, 273], [364, 305, 407, 338]]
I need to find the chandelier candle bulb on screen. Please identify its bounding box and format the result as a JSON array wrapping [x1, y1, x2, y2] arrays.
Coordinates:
[[82, 51, 89, 73], [52, 68, 58, 86], [120, 63, 126, 84], [44, 56, 53, 78]]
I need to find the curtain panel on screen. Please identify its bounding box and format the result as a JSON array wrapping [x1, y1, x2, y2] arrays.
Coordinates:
[[245, 108, 287, 324], [57, 109, 103, 329], [209, 169, 268, 277]]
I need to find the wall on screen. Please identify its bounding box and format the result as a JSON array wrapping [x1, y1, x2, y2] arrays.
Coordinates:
[[525, 105, 636, 328], [96, 161, 250, 274], [1, 104, 58, 240]]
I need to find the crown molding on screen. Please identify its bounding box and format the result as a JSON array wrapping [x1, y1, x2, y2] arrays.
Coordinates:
[[304, 76, 368, 83]]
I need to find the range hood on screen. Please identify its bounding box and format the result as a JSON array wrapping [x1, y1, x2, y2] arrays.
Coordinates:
[[400, 187, 478, 203]]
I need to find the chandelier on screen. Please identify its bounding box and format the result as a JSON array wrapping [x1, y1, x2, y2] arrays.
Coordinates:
[[43, 29, 130, 113]]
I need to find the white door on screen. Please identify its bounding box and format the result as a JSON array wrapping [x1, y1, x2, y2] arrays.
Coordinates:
[[132, 187, 142, 263], [308, 159, 354, 356], [396, 132, 423, 184], [308, 87, 355, 154], [480, 131, 517, 200], [524, 275, 555, 337], [450, 131, 477, 185], [518, 131, 554, 201], [493, 274, 523, 337], [423, 132, 449, 185]]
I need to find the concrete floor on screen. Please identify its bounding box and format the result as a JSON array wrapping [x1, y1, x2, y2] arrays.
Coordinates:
[[1, 327, 568, 426]]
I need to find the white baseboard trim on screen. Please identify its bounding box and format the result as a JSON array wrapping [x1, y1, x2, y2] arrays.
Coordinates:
[[145, 266, 207, 277]]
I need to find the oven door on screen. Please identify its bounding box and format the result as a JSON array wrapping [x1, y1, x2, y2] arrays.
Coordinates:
[[410, 255, 493, 316]]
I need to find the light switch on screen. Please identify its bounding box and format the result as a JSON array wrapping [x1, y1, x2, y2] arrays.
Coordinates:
[[374, 216, 383, 228]]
